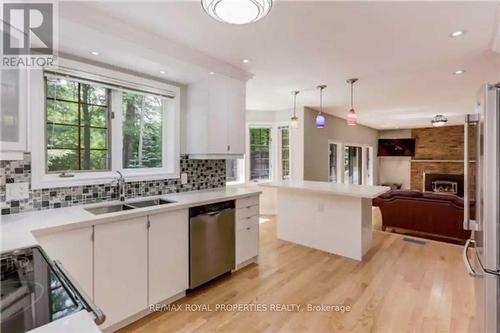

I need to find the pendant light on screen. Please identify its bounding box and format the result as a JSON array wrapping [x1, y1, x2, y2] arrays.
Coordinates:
[[201, 0, 272, 25], [290, 90, 300, 129], [346, 78, 358, 126], [431, 114, 448, 127], [316, 85, 327, 129]]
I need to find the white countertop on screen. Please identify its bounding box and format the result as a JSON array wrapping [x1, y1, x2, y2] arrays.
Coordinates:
[[28, 310, 101, 333], [1, 186, 261, 253], [260, 180, 390, 199], [2, 186, 261, 333]]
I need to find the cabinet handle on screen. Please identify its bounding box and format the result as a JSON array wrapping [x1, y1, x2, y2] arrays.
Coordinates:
[[227, 145, 230, 151], [246, 227, 251, 230]]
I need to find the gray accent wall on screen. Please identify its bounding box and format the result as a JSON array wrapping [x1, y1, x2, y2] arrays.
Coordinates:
[[303, 107, 379, 183]]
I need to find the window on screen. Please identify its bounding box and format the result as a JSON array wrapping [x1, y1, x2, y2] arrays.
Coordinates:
[[46, 77, 110, 172], [32, 64, 180, 189], [328, 142, 339, 183], [278, 126, 290, 180], [249, 127, 271, 181], [226, 159, 238, 182], [226, 159, 244, 184], [344, 145, 363, 185], [122, 91, 163, 169]]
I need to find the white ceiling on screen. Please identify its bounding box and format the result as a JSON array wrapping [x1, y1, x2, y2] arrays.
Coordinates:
[[59, 1, 500, 129]]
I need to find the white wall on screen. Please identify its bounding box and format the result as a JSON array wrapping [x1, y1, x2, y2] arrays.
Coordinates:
[[378, 129, 412, 189]]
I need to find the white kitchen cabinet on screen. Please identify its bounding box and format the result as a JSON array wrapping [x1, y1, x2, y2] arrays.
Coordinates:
[[186, 74, 246, 158], [0, 68, 28, 159], [235, 196, 260, 269], [236, 225, 259, 265], [35, 226, 93, 299], [94, 216, 148, 329], [148, 209, 189, 305]]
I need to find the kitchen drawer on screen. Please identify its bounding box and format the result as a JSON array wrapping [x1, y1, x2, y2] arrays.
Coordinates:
[[236, 196, 259, 209], [237, 204, 259, 220], [236, 225, 259, 265], [236, 215, 259, 231]]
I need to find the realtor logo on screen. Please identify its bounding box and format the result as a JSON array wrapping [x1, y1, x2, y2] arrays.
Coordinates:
[[1, 2, 57, 68]]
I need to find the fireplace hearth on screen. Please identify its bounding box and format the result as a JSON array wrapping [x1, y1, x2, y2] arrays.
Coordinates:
[[424, 173, 464, 197]]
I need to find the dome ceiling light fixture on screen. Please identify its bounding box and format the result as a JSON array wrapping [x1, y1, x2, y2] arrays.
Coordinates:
[[315, 85, 327, 129], [346, 78, 358, 126], [290, 90, 300, 129], [201, 0, 272, 25], [431, 114, 448, 127]]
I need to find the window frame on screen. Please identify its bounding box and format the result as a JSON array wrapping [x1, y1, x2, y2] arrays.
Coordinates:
[[327, 141, 373, 185], [225, 158, 245, 185], [246, 123, 274, 183], [44, 76, 112, 174], [31, 58, 180, 189], [277, 125, 291, 180], [328, 140, 342, 183]]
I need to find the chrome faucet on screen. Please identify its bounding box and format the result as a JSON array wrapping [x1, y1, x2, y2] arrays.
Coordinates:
[[115, 171, 126, 202]]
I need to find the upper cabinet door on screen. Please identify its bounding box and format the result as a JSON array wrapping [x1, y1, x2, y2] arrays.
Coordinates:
[[0, 68, 27, 152], [207, 76, 229, 154], [225, 78, 246, 155], [186, 74, 246, 157]]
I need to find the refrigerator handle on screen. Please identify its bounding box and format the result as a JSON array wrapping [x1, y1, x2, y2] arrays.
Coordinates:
[[463, 239, 479, 277], [463, 114, 478, 231]]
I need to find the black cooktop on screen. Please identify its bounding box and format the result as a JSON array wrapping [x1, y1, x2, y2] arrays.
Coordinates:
[[1, 247, 85, 333]]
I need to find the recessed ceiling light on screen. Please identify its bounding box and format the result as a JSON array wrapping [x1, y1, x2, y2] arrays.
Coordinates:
[[242, 59, 250, 63], [449, 30, 465, 38], [159, 70, 165, 74], [90, 51, 100, 56], [453, 69, 466, 75], [209, 71, 215, 75]]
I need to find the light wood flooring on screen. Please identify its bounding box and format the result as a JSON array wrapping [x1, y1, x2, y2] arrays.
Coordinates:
[[119, 216, 477, 333]]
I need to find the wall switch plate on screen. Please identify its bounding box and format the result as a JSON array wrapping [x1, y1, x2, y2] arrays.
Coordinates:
[[6, 182, 30, 201], [181, 173, 188, 185]]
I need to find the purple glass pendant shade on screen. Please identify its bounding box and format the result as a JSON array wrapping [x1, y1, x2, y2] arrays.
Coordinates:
[[316, 112, 325, 128]]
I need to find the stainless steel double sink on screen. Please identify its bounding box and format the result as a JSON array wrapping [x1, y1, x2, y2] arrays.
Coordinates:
[[85, 199, 175, 215]]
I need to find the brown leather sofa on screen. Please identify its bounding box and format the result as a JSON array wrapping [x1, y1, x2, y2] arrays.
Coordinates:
[[372, 190, 474, 241]]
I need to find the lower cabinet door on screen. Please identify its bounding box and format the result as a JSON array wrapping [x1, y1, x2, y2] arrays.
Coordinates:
[[94, 217, 148, 329], [35, 226, 93, 299], [148, 210, 189, 305], [236, 225, 259, 265]]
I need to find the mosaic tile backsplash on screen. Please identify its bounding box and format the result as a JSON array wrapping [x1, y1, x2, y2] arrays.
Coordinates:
[[0, 154, 226, 215]]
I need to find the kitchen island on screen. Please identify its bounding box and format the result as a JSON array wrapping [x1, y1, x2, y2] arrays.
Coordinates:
[[261, 181, 390, 261]]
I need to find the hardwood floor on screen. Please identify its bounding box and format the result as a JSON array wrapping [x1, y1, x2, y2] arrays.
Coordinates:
[[119, 216, 476, 333]]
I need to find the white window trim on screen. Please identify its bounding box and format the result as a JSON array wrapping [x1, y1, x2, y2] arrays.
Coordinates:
[[31, 58, 180, 189], [327, 140, 374, 185], [246, 123, 274, 183], [277, 123, 291, 181]]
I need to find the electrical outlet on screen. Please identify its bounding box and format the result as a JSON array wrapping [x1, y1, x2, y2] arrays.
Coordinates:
[[181, 173, 188, 185], [6, 182, 30, 201]]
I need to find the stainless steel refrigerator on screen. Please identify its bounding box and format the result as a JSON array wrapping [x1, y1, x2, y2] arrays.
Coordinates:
[[463, 82, 500, 333]]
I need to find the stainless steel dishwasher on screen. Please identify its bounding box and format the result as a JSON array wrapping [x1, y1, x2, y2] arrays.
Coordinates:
[[189, 200, 235, 289]]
